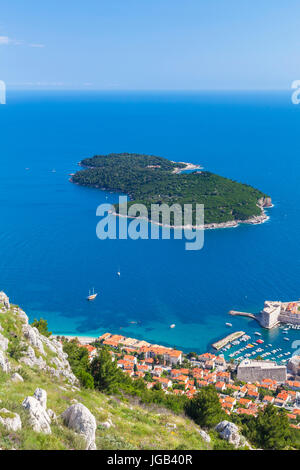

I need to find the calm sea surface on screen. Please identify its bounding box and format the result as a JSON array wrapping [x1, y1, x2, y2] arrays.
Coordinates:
[[0, 91, 299, 359]]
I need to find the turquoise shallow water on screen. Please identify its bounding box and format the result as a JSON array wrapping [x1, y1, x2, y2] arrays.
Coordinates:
[[0, 90, 299, 357]]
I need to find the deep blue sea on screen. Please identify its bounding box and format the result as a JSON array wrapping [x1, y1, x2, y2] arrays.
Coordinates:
[[0, 91, 300, 359]]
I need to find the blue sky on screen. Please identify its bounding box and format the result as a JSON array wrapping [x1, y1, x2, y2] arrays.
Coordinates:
[[0, 0, 299, 90]]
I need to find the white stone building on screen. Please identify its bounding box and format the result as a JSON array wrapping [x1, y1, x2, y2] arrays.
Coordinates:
[[259, 301, 281, 328], [237, 359, 287, 383]]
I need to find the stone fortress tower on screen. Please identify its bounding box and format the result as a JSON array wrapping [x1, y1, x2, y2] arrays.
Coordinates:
[[259, 300, 300, 328]]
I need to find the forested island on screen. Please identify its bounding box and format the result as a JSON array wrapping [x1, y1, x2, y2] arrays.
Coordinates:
[[71, 153, 272, 227]]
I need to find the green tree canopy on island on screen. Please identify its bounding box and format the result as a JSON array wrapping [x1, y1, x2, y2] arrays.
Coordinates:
[[71, 153, 270, 225]]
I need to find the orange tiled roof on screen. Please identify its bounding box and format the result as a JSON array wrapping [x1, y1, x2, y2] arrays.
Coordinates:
[[167, 350, 182, 358], [137, 364, 149, 371], [145, 358, 154, 363], [222, 402, 233, 410], [263, 395, 274, 402], [224, 396, 236, 404], [171, 369, 181, 376], [236, 408, 257, 416], [217, 371, 230, 378], [215, 381, 225, 389], [124, 354, 135, 361], [103, 339, 119, 347], [79, 344, 96, 353], [239, 398, 251, 406], [99, 332, 111, 340], [176, 375, 189, 382], [179, 368, 190, 375]]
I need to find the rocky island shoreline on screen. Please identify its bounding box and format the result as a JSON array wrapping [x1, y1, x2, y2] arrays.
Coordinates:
[[71, 153, 273, 229], [110, 196, 272, 231]]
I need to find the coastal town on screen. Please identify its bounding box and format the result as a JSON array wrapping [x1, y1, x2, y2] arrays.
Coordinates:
[[2, 288, 300, 450], [4, 286, 299, 432], [71, 329, 300, 430]]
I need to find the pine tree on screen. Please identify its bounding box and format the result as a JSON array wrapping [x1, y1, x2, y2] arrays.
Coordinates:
[[184, 385, 225, 428], [90, 348, 122, 393], [31, 318, 52, 337], [255, 405, 291, 450]]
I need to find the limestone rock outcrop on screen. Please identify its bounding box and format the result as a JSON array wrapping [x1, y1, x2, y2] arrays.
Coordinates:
[[0, 333, 8, 351], [16, 314, 78, 385], [0, 350, 10, 373], [215, 420, 241, 447], [258, 196, 272, 208], [61, 403, 97, 450], [22, 324, 45, 356], [0, 292, 10, 310], [33, 388, 47, 410], [11, 372, 24, 383], [47, 409, 57, 422], [22, 395, 51, 434], [0, 408, 22, 432], [198, 429, 211, 443], [17, 309, 29, 324]]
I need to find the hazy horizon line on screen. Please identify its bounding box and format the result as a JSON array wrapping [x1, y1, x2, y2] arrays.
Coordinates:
[[5, 87, 293, 93]]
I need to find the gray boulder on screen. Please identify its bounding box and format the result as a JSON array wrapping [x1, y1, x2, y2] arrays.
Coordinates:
[[18, 309, 29, 324], [0, 292, 10, 309], [20, 345, 46, 369], [215, 420, 240, 447], [61, 403, 97, 450], [22, 396, 51, 434], [100, 418, 113, 429], [22, 325, 45, 356], [198, 429, 211, 443], [47, 409, 57, 422], [11, 372, 24, 383], [33, 388, 47, 410], [0, 408, 22, 432], [0, 333, 8, 351], [0, 351, 10, 373]]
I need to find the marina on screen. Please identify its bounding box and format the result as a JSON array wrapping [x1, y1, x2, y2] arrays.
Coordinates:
[[211, 322, 299, 366]]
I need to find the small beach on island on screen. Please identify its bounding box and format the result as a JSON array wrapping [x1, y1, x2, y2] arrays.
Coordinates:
[[171, 161, 203, 173]]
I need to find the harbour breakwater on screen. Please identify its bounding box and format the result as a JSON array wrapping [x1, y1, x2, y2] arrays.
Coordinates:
[[212, 331, 245, 350], [229, 310, 259, 321]]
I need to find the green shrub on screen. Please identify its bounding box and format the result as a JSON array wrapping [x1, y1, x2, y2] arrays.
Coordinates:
[[31, 318, 52, 337], [7, 338, 26, 360]]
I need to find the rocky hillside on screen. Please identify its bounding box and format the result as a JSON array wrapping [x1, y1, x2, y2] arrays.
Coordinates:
[[0, 293, 254, 451], [0, 294, 220, 450]]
